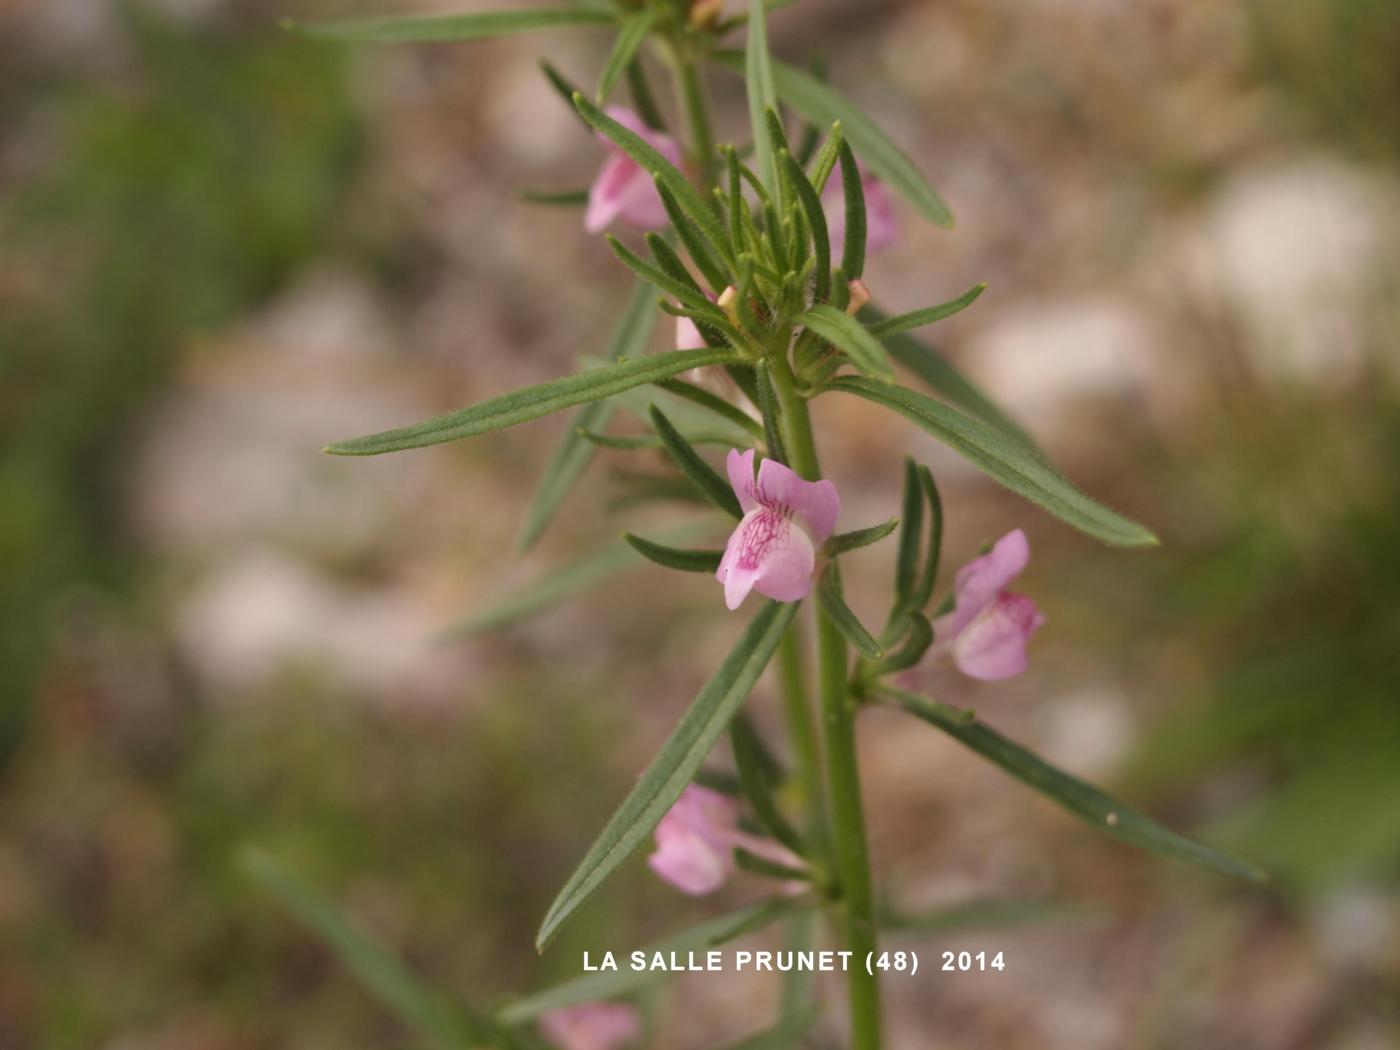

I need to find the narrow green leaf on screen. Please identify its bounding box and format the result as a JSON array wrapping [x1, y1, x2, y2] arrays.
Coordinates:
[[864, 309, 1038, 455], [327, 348, 737, 456], [649, 406, 743, 518], [733, 847, 810, 882], [540, 60, 584, 110], [910, 465, 943, 610], [807, 121, 843, 194], [866, 610, 932, 677], [518, 280, 657, 550], [536, 601, 799, 948], [892, 457, 924, 613], [240, 848, 488, 1047], [655, 379, 765, 441], [798, 304, 895, 381], [781, 149, 830, 302], [752, 361, 789, 467], [443, 524, 706, 637], [611, 380, 756, 447], [878, 686, 1267, 882], [597, 10, 654, 102], [573, 93, 731, 263], [726, 147, 747, 256], [827, 377, 1159, 547], [497, 904, 793, 1025], [516, 187, 589, 206], [715, 53, 954, 228], [836, 139, 867, 280], [731, 717, 807, 856], [295, 7, 615, 44], [868, 283, 987, 340], [828, 517, 898, 555], [609, 236, 726, 322], [656, 181, 731, 292], [623, 532, 724, 573], [624, 57, 666, 131], [745, 0, 780, 194], [816, 570, 883, 660]]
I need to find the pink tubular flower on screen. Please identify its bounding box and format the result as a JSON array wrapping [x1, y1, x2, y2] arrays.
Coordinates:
[[822, 160, 899, 261], [716, 450, 841, 610], [585, 107, 682, 234], [539, 1002, 640, 1050], [648, 784, 802, 895], [933, 529, 1046, 681]]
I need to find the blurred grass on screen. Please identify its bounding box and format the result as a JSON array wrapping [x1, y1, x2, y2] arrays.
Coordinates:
[[0, 5, 361, 764], [0, 0, 1398, 1047]]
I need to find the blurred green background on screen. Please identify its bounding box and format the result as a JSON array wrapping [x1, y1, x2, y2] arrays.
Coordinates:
[[1, 1, 1397, 1048]]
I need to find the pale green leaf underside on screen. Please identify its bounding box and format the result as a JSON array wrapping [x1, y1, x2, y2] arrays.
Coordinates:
[[294, 8, 616, 44], [881, 688, 1266, 882], [827, 376, 1158, 547], [326, 347, 738, 456], [717, 53, 954, 228], [517, 280, 659, 550], [536, 601, 799, 948]]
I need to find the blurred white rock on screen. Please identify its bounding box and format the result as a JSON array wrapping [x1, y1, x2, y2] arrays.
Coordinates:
[[1202, 155, 1400, 386], [962, 294, 1165, 441], [132, 271, 438, 560], [176, 548, 467, 706], [1312, 884, 1397, 972], [1039, 688, 1136, 779]]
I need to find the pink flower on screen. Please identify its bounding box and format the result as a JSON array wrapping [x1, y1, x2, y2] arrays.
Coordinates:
[[822, 160, 899, 261], [933, 529, 1046, 681], [716, 450, 841, 610], [648, 784, 803, 895], [540, 1002, 640, 1050], [675, 313, 705, 351], [585, 107, 683, 234]]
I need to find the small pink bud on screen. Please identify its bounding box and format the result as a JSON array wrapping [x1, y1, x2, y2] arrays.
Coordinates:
[[716, 450, 841, 610], [585, 107, 682, 234], [716, 284, 740, 325], [688, 0, 725, 29], [540, 1002, 640, 1050], [933, 530, 1045, 680], [845, 278, 871, 315]]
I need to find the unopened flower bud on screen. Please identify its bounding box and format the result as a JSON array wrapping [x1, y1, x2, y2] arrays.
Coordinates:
[[845, 278, 871, 315], [689, 0, 725, 30], [716, 284, 740, 325]]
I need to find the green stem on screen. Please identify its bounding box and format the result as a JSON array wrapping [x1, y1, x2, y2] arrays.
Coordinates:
[[769, 350, 883, 1050], [777, 623, 825, 852]]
